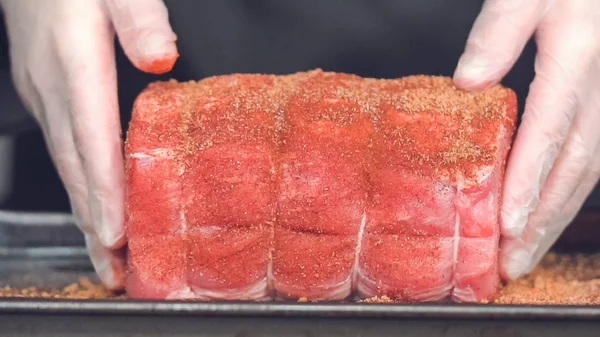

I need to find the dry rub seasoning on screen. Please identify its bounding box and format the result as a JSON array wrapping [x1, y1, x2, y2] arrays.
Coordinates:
[[1, 253, 599, 304], [0, 277, 123, 299], [492, 253, 600, 305]]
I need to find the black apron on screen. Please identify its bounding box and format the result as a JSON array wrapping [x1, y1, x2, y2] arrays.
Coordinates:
[[3, 1, 598, 212]]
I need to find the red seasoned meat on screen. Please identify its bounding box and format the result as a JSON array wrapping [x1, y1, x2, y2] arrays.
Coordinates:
[[126, 75, 278, 299], [273, 73, 373, 300], [357, 76, 516, 302], [124, 69, 517, 302]]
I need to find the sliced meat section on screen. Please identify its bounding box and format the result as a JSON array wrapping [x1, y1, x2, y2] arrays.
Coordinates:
[[358, 76, 517, 302], [358, 105, 457, 301], [182, 75, 279, 300], [125, 81, 186, 298], [451, 109, 515, 302], [273, 73, 374, 300], [125, 75, 281, 300]]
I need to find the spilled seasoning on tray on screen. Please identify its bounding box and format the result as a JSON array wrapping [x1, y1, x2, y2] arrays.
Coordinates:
[[491, 253, 600, 305], [0, 277, 123, 299], [0, 253, 599, 304]]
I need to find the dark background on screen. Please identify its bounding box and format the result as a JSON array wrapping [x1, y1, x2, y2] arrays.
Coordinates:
[[1, 0, 599, 212]]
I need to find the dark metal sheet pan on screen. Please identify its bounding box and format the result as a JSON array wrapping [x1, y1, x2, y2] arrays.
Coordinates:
[[1, 301, 600, 337], [1, 210, 600, 336]]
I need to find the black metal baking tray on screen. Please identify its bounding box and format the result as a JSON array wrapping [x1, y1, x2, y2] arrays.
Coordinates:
[[1, 210, 600, 337]]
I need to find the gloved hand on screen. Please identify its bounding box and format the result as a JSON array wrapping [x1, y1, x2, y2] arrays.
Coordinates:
[[454, 0, 600, 280], [0, 0, 178, 289]]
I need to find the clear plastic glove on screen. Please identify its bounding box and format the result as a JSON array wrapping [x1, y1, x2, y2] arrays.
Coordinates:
[[454, 0, 600, 280], [0, 0, 178, 289]]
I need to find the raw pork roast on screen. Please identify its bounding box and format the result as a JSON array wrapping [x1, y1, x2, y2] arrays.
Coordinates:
[[124, 69, 517, 302]]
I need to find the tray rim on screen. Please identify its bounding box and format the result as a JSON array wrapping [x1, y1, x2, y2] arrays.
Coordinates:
[[1, 299, 599, 320]]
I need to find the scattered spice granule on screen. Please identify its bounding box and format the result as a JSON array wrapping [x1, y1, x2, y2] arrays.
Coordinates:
[[1, 253, 599, 304], [296, 297, 322, 303], [491, 253, 600, 305], [359, 295, 393, 303], [0, 277, 123, 299]]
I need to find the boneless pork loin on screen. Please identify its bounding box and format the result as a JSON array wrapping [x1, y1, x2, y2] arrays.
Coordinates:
[[124, 69, 517, 302]]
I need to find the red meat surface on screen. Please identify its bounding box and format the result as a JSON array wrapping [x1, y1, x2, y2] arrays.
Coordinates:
[[273, 73, 373, 300], [124, 69, 517, 302]]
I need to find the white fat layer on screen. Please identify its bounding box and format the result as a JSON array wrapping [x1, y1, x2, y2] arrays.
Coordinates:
[[191, 277, 270, 301], [188, 225, 221, 236], [355, 265, 378, 298], [355, 265, 452, 302], [351, 212, 367, 291], [273, 274, 352, 301], [266, 223, 275, 297], [452, 212, 460, 286], [179, 209, 186, 234], [129, 148, 174, 159], [452, 286, 478, 303], [164, 279, 271, 301], [166, 286, 195, 300], [410, 283, 453, 302]]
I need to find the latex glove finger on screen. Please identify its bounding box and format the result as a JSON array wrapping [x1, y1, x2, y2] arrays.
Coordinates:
[[5, 20, 94, 240], [44, 101, 125, 290], [500, 49, 600, 279], [85, 233, 126, 290], [501, 143, 600, 279], [37, 85, 94, 237], [1, 0, 97, 241], [501, 100, 600, 279], [103, 0, 178, 74], [525, 152, 600, 273], [453, 0, 547, 91], [54, 2, 126, 250], [18, 17, 124, 288], [500, 1, 597, 239], [1, 0, 128, 289]]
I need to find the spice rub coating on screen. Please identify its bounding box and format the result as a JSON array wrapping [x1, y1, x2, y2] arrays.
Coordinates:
[[123, 69, 517, 302]]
